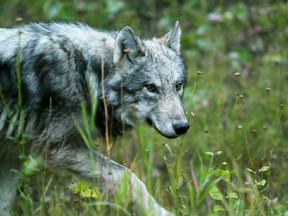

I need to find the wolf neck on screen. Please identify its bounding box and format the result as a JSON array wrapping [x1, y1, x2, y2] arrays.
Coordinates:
[[61, 25, 134, 137], [67, 29, 116, 65], [95, 100, 133, 137], [69, 27, 132, 137]]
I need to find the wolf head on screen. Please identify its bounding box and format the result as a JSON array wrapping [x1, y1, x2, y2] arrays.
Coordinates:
[[106, 22, 189, 139]]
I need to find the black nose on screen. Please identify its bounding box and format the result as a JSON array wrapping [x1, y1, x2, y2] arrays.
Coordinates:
[[173, 122, 190, 135]]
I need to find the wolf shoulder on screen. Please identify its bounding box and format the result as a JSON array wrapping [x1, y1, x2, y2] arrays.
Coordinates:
[[0, 23, 110, 107], [0, 23, 116, 59]]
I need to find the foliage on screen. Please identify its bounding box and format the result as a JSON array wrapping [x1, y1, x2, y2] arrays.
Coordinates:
[[1, 0, 288, 215]]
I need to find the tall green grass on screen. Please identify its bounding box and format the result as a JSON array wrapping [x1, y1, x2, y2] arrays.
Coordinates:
[[5, 1, 288, 215]]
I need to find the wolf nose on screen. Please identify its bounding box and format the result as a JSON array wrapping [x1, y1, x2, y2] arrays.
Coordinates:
[[173, 122, 190, 135]]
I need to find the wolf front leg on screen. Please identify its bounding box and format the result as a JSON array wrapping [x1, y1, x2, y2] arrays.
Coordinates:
[[0, 150, 20, 216], [47, 145, 174, 216]]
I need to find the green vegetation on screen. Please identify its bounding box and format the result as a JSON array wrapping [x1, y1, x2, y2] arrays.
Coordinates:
[[1, 0, 288, 215]]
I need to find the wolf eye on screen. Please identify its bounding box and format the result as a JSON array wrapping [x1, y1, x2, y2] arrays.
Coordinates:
[[175, 82, 182, 91], [146, 84, 158, 93]]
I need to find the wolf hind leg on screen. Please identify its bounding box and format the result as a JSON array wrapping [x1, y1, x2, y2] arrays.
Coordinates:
[[47, 144, 174, 216]]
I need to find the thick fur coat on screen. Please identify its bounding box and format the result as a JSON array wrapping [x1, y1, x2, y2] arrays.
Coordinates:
[[0, 22, 189, 216]]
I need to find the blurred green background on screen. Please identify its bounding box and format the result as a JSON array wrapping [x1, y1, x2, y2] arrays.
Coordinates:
[[1, 0, 288, 215]]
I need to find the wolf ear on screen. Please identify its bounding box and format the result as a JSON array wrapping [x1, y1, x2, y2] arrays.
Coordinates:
[[160, 21, 181, 54], [113, 26, 145, 64]]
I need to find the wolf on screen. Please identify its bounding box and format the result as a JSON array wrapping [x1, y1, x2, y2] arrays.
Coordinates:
[[0, 21, 189, 215]]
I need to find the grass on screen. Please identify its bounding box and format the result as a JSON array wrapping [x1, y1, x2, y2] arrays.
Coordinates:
[[1, 1, 288, 215]]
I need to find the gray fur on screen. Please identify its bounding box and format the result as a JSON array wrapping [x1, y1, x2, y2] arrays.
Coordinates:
[[0, 22, 189, 216]]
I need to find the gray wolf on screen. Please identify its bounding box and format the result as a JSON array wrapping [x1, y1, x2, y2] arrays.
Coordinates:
[[0, 21, 189, 215]]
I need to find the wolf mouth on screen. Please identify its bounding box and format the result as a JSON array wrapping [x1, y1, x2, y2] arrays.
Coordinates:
[[145, 117, 179, 139]]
